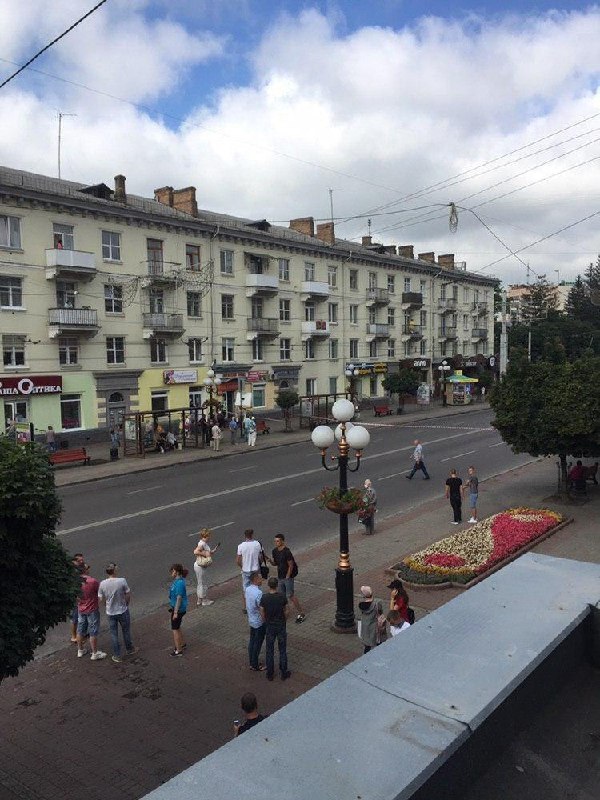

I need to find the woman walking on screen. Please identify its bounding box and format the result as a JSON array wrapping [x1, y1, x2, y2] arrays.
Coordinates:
[[168, 564, 188, 657], [357, 586, 385, 654], [193, 528, 220, 607], [387, 578, 411, 624]]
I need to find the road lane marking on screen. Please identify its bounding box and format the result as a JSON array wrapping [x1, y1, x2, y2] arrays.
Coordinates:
[[229, 465, 255, 472], [127, 485, 162, 495], [188, 521, 234, 536], [489, 442, 505, 447], [378, 471, 410, 481], [440, 450, 477, 462], [291, 498, 314, 506]]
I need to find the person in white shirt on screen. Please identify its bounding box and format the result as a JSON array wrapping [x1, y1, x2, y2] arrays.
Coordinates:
[[387, 609, 411, 636], [236, 528, 263, 613], [98, 563, 135, 663], [211, 422, 222, 451]]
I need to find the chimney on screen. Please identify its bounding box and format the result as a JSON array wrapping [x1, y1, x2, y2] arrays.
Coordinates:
[[316, 221, 335, 245], [397, 245, 414, 259], [114, 174, 126, 203], [154, 186, 174, 207], [289, 217, 315, 237], [418, 251, 435, 263], [172, 186, 198, 217], [362, 235, 372, 247], [438, 253, 455, 270]]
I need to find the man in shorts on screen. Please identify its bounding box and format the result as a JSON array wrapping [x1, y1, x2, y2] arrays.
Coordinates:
[[76, 564, 106, 661], [463, 465, 479, 523], [267, 534, 305, 623], [236, 528, 263, 613]]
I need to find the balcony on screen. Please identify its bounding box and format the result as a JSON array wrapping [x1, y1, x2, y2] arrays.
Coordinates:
[[438, 327, 458, 339], [473, 302, 488, 316], [366, 323, 390, 340], [438, 297, 458, 312], [301, 281, 330, 299], [301, 320, 330, 338], [142, 312, 185, 338], [472, 327, 488, 340], [401, 291, 423, 309], [45, 249, 97, 281], [245, 274, 279, 297], [246, 317, 280, 338], [365, 287, 390, 306], [144, 261, 178, 285], [48, 307, 99, 338], [402, 324, 424, 339]]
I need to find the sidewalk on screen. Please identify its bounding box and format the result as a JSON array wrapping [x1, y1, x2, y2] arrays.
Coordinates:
[[1, 453, 598, 800]]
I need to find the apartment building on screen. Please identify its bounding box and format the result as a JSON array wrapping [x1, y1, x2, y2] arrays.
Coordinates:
[[0, 165, 496, 437]]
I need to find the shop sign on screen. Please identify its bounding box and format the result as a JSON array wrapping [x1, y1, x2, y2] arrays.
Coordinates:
[[0, 375, 62, 396], [273, 367, 300, 380], [163, 369, 198, 385], [463, 359, 479, 368], [247, 371, 267, 383], [346, 361, 388, 376], [401, 358, 430, 370], [488, 356, 497, 368]]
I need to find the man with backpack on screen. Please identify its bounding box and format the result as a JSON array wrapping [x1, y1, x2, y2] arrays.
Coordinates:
[[267, 534, 305, 623]]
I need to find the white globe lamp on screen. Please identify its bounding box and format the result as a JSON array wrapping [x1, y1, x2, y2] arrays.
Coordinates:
[[346, 425, 370, 450], [311, 425, 335, 449], [331, 398, 355, 422]]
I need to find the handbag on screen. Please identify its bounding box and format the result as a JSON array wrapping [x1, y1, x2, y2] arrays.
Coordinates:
[[196, 554, 213, 567]]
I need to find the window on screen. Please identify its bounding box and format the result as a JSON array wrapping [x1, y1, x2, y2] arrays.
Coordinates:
[[186, 244, 201, 271], [304, 339, 315, 359], [387, 274, 395, 293], [252, 384, 266, 408], [387, 338, 396, 358], [0, 276, 22, 308], [420, 279, 427, 298], [189, 386, 203, 408], [329, 338, 339, 359], [349, 269, 358, 290], [2, 335, 25, 367], [149, 289, 163, 313], [251, 298, 263, 319], [56, 281, 76, 309], [329, 376, 337, 395], [463, 340, 470, 356], [304, 262, 315, 281], [222, 337, 234, 362], [151, 391, 168, 413], [0, 215, 21, 248], [474, 289, 480, 303], [252, 339, 264, 361], [440, 283, 447, 300], [349, 339, 359, 359], [328, 265, 337, 288], [387, 307, 395, 326], [187, 292, 202, 317], [368, 272, 377, 289], [420, 339, 427, 356], [102, 231, 121, 261], [306, 378, 317, 396], [328, 303, 338, 324], [404, 277, 411, 292], [147, 239, 163, 272], [463, 314, 470, 331], [369, 376, 377, 397], [369, 341, 378, 358], [304, 302, 315, 322], [59, 337, 78, 366], [349, 304, 358, 324], [420, 310, 427, 327], [403, 340, 411, 356], [106, 336, 125, 364], [188, 338, 203, 363], [368, 307, 376, 324], [440, 340, 447, 357], [53, 223, 74, 250], [404, 312, 412, 330], [279, 338, 291, 360], [60, 394, 81, 429], [279, 299, 290, 322], [150, 338, 167, 364], [278, 258, 290, 281], [220, 249, 234, 275], [221, 294, 234, 320], [104, 284, 123, 313]]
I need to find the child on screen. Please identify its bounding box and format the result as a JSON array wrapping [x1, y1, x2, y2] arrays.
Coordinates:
[[387, 609, 410, 636]]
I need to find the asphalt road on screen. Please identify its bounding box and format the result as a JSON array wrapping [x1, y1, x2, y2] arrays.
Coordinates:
[[55, 408, 532, 618]]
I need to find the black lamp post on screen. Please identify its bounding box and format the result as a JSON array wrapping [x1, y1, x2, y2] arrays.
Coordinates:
[[311, 399, 370, 632], [438, 360, 451, 407]]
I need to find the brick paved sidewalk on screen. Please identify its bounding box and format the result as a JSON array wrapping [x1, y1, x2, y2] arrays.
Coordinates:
[[1, 455, 598, 800]]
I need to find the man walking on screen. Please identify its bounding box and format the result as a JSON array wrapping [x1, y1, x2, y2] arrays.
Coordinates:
[[228, 415, 238, 445], [445, 468, 463, 524], [245, 571, 266, 671], [463, 465, 479, 523], [98, 563, 135, 663], [76, 564, 106, 661], [260, 577, 290, 681], [236, 528, 263, 613], [245, 414, 257, 447], [406, 439, 430, 480], [267, 534, 305, 623]]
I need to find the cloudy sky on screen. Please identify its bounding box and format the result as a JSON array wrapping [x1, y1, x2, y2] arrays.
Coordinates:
[[1, 0, 599, 286]]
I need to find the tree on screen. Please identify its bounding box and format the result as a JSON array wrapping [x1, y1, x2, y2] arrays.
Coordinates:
[[565, 261, 600, 327], [521, 274, 558, 322], [0, 439, 80, 680], [507, 314, 600, 362], [275, 389, 300, 432], [489, 355, 600, 493], [382, 369, 420, 412]]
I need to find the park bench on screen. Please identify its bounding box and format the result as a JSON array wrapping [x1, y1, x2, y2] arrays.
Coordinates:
[[256, 420, 270, 435], [373, 403, 393, 417], [49, 447, 90, 467]]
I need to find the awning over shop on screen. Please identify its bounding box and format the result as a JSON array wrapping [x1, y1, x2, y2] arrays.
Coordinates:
[[218, 380, 240, 394], [448, 370, 478, 384]]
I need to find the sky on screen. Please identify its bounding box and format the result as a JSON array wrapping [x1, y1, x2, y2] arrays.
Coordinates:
[[1, 0, 600, 287]]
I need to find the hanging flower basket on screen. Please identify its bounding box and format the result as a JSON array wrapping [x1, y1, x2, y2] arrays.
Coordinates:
[[316, 487, 366, 515]]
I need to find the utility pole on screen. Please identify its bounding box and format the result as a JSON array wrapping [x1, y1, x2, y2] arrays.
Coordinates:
[[500, 289, 508, 375], [57, 112, 76, 180]]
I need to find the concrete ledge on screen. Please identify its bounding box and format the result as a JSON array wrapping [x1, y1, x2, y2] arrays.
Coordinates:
[[143, 553, 600, 800]]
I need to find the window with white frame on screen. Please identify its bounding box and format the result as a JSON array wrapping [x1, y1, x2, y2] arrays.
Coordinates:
[[220, 249, 234, 275], [304, 261, 315, 281], [0, 215, 21, 248], [56, 281, 77, 309], [186, 243, 201, 271], [463, 314, 470, 331], [349, 304, 358, 324], [349, 339, 359, 359], [329, 338, 339, 359], [304, 339, 315, 359], [329, 376, 337, 395], [2, 335, 25, 367], [463, 340, 470, 355], [279, 338, 291, 360], [387, 306, 395, 326], [420, 339, 427, 355], [102, 230, 121, 261], [387, 338, 396, 357], [222, 337, 234, 362], [349, 269, 358, 290], [251, 297, 263, 318], [149, 288, 164, 313], [104, 284, 123, 313], [189, 386, 203, 408], [328, 302, 338, 323], [463, 286, 470, 303], [368, 307, 376, 324], [188, 338, 204, 363], [151, 391, 168, 413], [387, 274, 395, 293], [306, 378, 316, 395], [0, 276, 23, 308], [106, 336, 125, 364], [440, 283, 447, 300], [328, 265, 337, 288], [369, 341, 378, 358], [146, 238, 163, 272], [404, 277, 411, 292], [60, 394, 82, 429], [59, 337, 79, 366], [420, 310, 427, 327], [278, 258, 290, 281], [252, 383, 266, 408], [403, 340, 411, 356], [279, 298, 290, 322], [252, 338, 264, 361], [368, 272, 377, 289], [221, 294, 234, 320], [187, 291, 202, 317], [304, 302, 315, 322], [53, 223, 74, 250], [420, 279, 427, 298], [150, 338, 167, 364]]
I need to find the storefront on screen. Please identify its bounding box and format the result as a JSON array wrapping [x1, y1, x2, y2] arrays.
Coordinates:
[[138, 368, 202, 414], [345, 361, 388, 398], [94, 370, 142, 430], [400, 357, 430, 385]]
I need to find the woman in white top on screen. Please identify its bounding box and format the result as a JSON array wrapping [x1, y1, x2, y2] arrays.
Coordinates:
[[193, 528, 220, 606]]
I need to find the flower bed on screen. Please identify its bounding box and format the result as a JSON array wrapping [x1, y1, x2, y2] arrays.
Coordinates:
[[395, 507, 564, 586]]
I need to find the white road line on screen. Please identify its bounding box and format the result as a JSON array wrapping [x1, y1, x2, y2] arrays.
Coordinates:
[[440, 450, 477, 462], [378, 471, 409, 481], [188, 521, 234, 536], [229, 465, 255, 473], [489, 442, 505, 447], [127, 485, 162, 495], [291, 498, 314, 507]]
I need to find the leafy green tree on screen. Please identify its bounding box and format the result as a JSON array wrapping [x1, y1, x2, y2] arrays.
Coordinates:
[[521, 274, 558, 322], [275, 389, 300, 431], [0, 439, 80, 680], [382, 369, 420, 411], [565, 262, 600, 327], [490, 355, 600, 492], [508, 314, 599, 362]]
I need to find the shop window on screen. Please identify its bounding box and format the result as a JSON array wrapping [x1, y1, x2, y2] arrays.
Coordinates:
[[59, 337, 79, 366], [60, 394, 82, 430], [252, 383, 266, 408], [369, 376, 377, 396], [151, 391, 168, 413], [189, 387, 203, 408]]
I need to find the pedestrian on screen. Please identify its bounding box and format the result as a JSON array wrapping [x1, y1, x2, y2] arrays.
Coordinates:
[[357, 585, 385, 654], [168, 563, 188, 656], [463, 465, 479, 523], [267, 534, 305, 623], [233, 692, 268, 737], [69, 552, 85, 643], [445, 468, 463, 524], [109, 428, 120, 461], [481, 385, 486, 402], [236, 528, 263, 613], [228, 415, 238, 445], [245, 414, 257, 447], [406, 439, 430, 480], [211, 420, 222, 451], [98, 563, 135, 663], [360, 478, 377, 535], [245, 571, 266, 671], [387, 609, 410, 636], [387, 578, 411, 624], [76, 564, 107, 661], [193, 528, 220, 606], [45, 425, 56, 453], [260, 576, 291, 681]]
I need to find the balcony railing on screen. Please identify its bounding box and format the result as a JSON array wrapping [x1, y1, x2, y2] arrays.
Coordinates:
[[473, 302, 488, 315], [401, 291, 423, 307], [48, 307, 98, 327], [247, 317, 279, 335], [45, 248, 97, 279], [245, 274, 279, 293], [472, 327, 488, 339], [402, 324, 424, 337], [366, 287, 390, 304], [301, 281, 330, 297], [142, 312, 184, 331], [438, 297, 458, 310], [366, 323, 390, 338], [301, 320, 330, 336], [438, 326, 458, 338]]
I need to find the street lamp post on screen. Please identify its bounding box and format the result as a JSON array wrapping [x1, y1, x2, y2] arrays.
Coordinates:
[[202, 368, 223, 420], [311, 399, 370, 632], [438, 360, 451, 407]]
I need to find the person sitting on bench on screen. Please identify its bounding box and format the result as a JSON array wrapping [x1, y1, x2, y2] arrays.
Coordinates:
[[568, 460, 586, 492]]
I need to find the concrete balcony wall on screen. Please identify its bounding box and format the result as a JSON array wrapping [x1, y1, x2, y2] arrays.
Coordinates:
[[245, 274, 279, 293], [45, 248, 97, 279], [366, 323, 390, 338], [301, 320, 330, 336], [142, 312, 184, 335], [438, 327, 458, 338], [301, 281, 329, 298], [471, 328, 488, 339], [401, 291, 423, 308], [246, 317, 280, 336]]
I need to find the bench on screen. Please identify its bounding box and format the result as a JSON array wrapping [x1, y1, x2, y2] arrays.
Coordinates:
[[373, 403, 393, 417], [49, 447, 90, 467], [256, 420, 270, 435]]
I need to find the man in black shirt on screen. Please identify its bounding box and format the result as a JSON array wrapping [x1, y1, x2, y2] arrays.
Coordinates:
[[268, 534, 305, 623], [260, 577, 290, 681], [233, 692, 267, 736], [445, 468, 463, 524]]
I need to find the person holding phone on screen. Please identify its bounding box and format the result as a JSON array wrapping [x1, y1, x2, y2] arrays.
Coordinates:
[[233, 692, 267, 737], [193, 528, 220, 607]]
